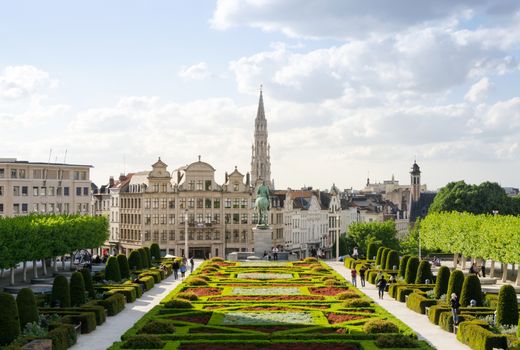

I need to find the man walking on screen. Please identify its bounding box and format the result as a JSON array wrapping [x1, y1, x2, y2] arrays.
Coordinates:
[[351, 268, 357, 287], [377, 276, 387, 299], [172, 259, 179, 280], [359, 266, 366, 287], [189, 257, 195, 273]]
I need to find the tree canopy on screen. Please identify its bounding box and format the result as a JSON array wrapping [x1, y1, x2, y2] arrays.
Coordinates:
[[347, 221, 400, 257]]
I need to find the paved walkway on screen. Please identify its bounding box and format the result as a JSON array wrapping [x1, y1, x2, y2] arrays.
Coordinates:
[[71, 263, 199, 350], [327, 261, 471, 350]]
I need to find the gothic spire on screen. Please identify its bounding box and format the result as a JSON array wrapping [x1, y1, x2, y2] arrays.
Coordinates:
[[256, 85, 266, 121]]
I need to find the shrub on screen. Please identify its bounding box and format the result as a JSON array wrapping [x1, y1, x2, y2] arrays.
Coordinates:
[[16, 288, 39, 329], [406, 292, 438, 314], [129, 250, 143, 270], [139, 248, 149, 269], [496, 284, 519, 326], [363, 319, 399, 334], [434, 266, 450, 299], [311, 266, 328, 273], [404, 257, 419, 284], [457, 320, 508, 350], [97, 293, 125, 316], [176, 292, 199, 301], [61, 311, 97, 334], [336, 291, 360, 300], [380, 248, 390, 269], [367, 242, 379, 260], [385, 250, 399, 270], [122, 335, 165, 349], [415, 260, 433, 284], [105, 256, 122, 282], [343, 299, 372, 308], [0, 292, 21, 346], [398, 255, 410, 278], [139, 276, 155, 291], [375, 246, 385, 266], [209, 257, 224, 262], [144, 247, 152, 267], [460, 274, 483, 307], [46, 323, 77, 350], [139, 320, 175, 334], [70, 272, 86, 307], [80, 268, 95, 298], [52, 275, 71, 307], [375, 334, 419, 348], [446, 269, 464, 301], [150, 243, 161, 260], [304, 257, 318, 263], [105, 287, 137, 303], [117, 254, 131, 279], [164, 298, 193, 309]]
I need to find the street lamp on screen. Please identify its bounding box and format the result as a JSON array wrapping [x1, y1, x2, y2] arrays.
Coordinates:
[[184, 209, 188, 258]]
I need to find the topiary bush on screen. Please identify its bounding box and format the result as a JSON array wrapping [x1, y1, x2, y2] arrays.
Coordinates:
[[415, 260, 433, 284], [105, 256, 122, 282], [496, 284, 518, 326], [129, 250, 143, 270], [80, 268, 95, 298], [343, 299, 372, 308], [52, 275, 71, 307], [0, 292, 21, 346], [375, 247, 386, 266], [117, 254, 131, 279], [380, 248, 390, 268], [375, 334, 419, 348], [363, 319, 399, 334], [460, 274, 483, 306], [138, 248, 149, 269], [186, 277, 208, 286], [176, 292, 199, 301], [164, 298, 193, 309], [144, 247, 152, 267], [366, 242, 379, 260], [446, 269, 464, 301], [434, 266, 450, 299], [150, 243, 161, 260], [16, 288, 39, 329], [385, 250, 399, 270], [122, 335, 165, 349], [336, 291, 360, 300], [404, 257, 419, 284], [139, 320, 175, 334], [70, 271, 86, 307], [398, 255, 410, 278]]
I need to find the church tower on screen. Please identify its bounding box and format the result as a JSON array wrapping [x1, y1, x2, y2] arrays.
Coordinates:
[[410, 160, 421, 202], [251, 87, 272, 188]]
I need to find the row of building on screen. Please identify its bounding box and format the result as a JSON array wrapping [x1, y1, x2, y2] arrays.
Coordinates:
[[0, 90, 437, 259]]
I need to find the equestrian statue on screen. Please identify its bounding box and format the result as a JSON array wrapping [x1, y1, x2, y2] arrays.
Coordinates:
[[254, 181, 271, 229]]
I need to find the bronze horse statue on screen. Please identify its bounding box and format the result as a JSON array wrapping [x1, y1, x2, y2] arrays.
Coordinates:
[[255, 182, 270, 229]]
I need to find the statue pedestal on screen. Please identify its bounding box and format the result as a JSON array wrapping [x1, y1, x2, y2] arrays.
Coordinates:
[[253, 227, 273, 258]]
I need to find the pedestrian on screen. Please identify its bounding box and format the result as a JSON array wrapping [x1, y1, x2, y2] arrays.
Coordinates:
[[469, 263, 480, 277], [189, 257, 195, 273], [481, 264, 486, 278], [172, 259, 180, 280], [375, 271, 383, 285], [273, 247, 279, 261], [351, 268, 357, 287], [180, 262, 187, 279], [359, 266, 366, 287], [352, 247, 359, 260], [450, 293, 460, 325], [377, 276, 387, 299]]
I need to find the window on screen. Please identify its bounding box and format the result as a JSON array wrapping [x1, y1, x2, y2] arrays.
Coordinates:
[[0, 168, 4, 178], [56, 187, 62, 196], [233, 213, 239, 224], [161, 230, 167, 242], [179, 198, 186, 209], [153, 231, 159, 241], [214, 231, 220, 240], [40, 187, 46, 196], [188, 198, 195, 208], [0, 186, 3, 196], [205, 213, 212, 223], [63, 187, 69, 196], [73, 171, 80, 180], [152, 198, 159, 209], [196, 180, 203, 190], [144, 198, 151, 209], [169, 230, 175, 241], [233, 183, 239, 191], [205, 180, 211, 190], [160, 214, 167, 225], [13, 186, 20, 196], [225, 198, 231, 208], [213, 213, 220, 224], [76, 187, 81, 196], [225, 213, 231, 224], [11, 169, 17, 178], [19, 169, 26, 179], [161, 198, 167, 209], [188, 213, 194, 224], [233, 198, 240, 208], [205, 198, 211, 208], [49, 203, 55, 213], [83, 187, 89, 196], [153, 214, 159, 225], [168, 214, 175, 224], [145, 215, 151, 225], [145, 230, 151, 241], [21, 186, 28, 196], [188, 181, 195, 190], [33, 169, 42, 179], [48, 187, 54, 196], [241, 213, 248, 224], [0, 203, 3, 213], [80, 171, 86, 180], [64, 203, 69, 213], [197, 213, 203, 223], [13, 203, 20, 214], [169, 199, 175, 208], [196, 198, 203, 208], [241, 198, 248, 209]]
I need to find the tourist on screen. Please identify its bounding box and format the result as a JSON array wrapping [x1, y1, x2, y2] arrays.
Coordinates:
[[375, 271, 383, 285], [172, 259, 180, 280], [352, 247, 359, 260], [351, 268, 357, 287], [481, 263, 486, 278], [189, 257, 195, 273], [180, 262, 187, 279], [359, 266, 366, 287], [377, 276, 387, 299], [469, 263, 480, 277], [450, 293, 460, 325], [273, 247, 279, 261]]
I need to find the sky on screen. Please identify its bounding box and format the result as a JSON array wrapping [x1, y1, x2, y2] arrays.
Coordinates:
[[1, 0, 520, 191]]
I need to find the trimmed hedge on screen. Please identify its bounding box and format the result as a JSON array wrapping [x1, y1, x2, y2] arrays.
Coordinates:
[[138, 275, 155, 291], [404, 257, 419, 284], [495, 284, 518, 326], [446, 269, 464, 301], [433, 266, 450, 299], [385, 250, 400, 271], [122, 335, 164, 349], [398, 255, 410, 278], [380, 248, 390, 269], [164, 298, 193, 309], [415, 260, 433, 284], [0, 292, 21, 346], [105, 287, 137, 303], [363, 319, 399, 334], [138, 248, 149, 269], [52, 275, 71, 307], [105, 256, 122, 282], [80, 268, 96, 298], [456, 320, 508, 350], [56, 311, 97, 334], [70, 271, 86, 307], [406, 292, 438, 314], [144, 247, 152, 267], [96, 293, 126, 316], [366, 242, 379, 260], [129, 250, 143, 270], [46, 323, 77, 350], [117, 254, 131, 279], [375, 246, 385, 266], [460, 274, 483, 307], [150, 243, 161, 260], [41, 305, 106, 325], [16, 288, 39, 329]]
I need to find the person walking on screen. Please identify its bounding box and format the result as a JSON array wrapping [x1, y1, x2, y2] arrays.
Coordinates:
[[180, 262, 187, 279], [450, 293, 460, 325], [351, 268, 357, 287], [189, 257, 195, 273], [359, 266, 366, 287], [172, 259, 180, 280], [352, 247, 359, 260], [377, 276, 387, 299]]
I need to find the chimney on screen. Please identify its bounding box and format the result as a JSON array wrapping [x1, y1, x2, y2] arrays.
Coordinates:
[[225, 171, 228, 183], [119, 173, 126, 182], [246, 172, 250, 186], [109, 176, 115, 187]]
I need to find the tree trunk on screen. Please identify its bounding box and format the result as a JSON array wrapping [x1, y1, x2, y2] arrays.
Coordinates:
[[502, 263, 508, 282], [22, 261, 27, 282], [52, 257, 57, 272], [70, 252, 74, 271], [42, 259, 47, 275], [461, 255, 466, 270], [516, 268, 520, 286], [62, 256, 66, 270], [33, 260, 39, 279], [10, 268, 15, 285], [490, 260, 495, 278], [0, 269, 3, 278], [512, 263, 515, 275], [453, 253, 459, 269]]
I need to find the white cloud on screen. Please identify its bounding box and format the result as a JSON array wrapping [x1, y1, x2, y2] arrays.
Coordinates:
[[178, 62, 211, 80], [465, 77, 492, 103], [0, 65, 57, 100]]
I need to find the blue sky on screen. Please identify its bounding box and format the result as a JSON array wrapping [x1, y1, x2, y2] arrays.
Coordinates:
[[1, 1, 520, 191]]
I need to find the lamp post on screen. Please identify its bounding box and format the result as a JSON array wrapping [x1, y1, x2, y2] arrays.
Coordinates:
[[490, 210, 499, 278], [184, 209, 188, 258], [223, 218, 227, 259]]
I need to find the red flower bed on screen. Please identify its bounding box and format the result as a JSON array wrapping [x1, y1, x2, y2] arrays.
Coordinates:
[[215, 262, 236, 267], [183, 287, 221, 296], [326, 313, 367, 324], [171, 314, 212, 324], [209, 295, 324, 301], [309, 287, 349, 296], [181, 344, 359, 350]]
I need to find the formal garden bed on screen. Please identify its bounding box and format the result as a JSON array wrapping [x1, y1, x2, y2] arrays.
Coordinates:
[[108, 257, 434, 350]]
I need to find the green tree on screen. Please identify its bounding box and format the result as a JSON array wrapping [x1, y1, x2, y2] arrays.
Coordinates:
[[404, 257, 419, 284], [347, 221, 400, 258], [117, 254, 130, 279], [70, 272, 86, 307], [51, 275, 71, 307], [144, 247, 152, 267], [399, 219, 420, 256], [150, 243, 161, 260], [433, 266, 450, 299], [0, 293, 20, 346], [496, 284, 519, 326], [105, 256, 122, 282], [138, 248, 148, 269], [16, 288, 39, 329], [460, 274, 483, 306], [446, 269, 464, 301], [129, 250, 142, 270]]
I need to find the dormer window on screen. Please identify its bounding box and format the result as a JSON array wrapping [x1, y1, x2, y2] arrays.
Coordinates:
[[233, 183, 239, 191]]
